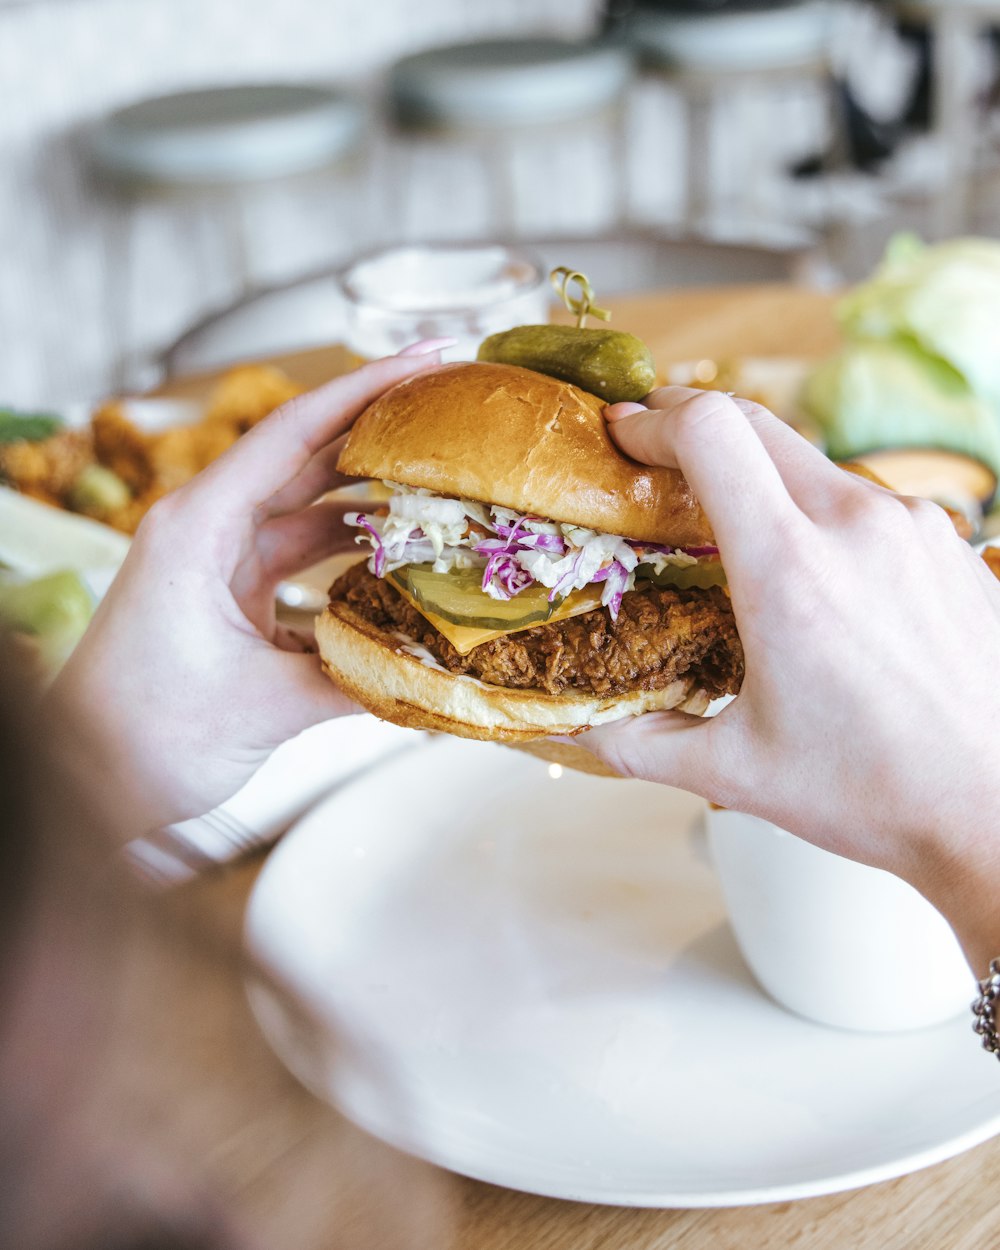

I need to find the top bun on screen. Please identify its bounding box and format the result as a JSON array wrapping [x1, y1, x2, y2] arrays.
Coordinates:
[[337, 362, 712, 547]]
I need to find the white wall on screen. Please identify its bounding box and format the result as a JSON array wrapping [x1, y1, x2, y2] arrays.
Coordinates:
[[1, 0, 862, 407], [0, 0, 601, 405]]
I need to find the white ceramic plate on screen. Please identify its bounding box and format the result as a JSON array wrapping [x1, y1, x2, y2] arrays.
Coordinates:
[[245, 737, 1000, 1208]]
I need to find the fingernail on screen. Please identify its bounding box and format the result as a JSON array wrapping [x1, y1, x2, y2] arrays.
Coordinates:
[[396, 337, 458, 357], [604, 401, 648, 422]]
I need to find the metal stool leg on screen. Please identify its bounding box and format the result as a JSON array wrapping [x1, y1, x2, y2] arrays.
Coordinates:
[[101, 192, 135, 393], [610, 96, 633, 228], [930, 6, 978, 234], [485, 132, 519, 238], [685, 90, 715, 231], [219, 191, 255, 298]]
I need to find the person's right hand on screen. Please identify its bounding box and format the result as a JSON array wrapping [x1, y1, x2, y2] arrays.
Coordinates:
[[50, 348, 445, 843], [579, 387, 1000, 971]]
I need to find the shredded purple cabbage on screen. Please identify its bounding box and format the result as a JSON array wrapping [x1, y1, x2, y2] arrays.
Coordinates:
[[353, 513, 386, 577], [473, 538, 512, 557], [474, 532, 565, 558], [493, 516, 527, 543], [626, 539, 670, 553], [599, 560, 630, 617], [627, 539, 720, 559], [482, 551, 533, 599], [348, 493, 722, 625], [521, 532, 565, 553], [474, 522, 567, 600]]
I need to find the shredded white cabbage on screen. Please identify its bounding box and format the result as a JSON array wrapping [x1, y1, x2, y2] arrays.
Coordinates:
[[346, 484, 717, 619]]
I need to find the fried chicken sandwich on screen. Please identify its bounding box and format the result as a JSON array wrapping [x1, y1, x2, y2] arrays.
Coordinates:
[[317, 361, 743, 744]]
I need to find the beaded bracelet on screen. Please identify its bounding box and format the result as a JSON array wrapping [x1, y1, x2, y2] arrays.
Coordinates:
[[972, 959, 1000, 1056]]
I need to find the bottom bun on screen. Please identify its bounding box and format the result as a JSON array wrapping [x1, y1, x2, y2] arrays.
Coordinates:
[[316, 599, 707, 743]]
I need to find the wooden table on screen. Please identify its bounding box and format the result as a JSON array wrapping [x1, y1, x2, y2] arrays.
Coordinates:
[[134, 284, 1000, 1249]]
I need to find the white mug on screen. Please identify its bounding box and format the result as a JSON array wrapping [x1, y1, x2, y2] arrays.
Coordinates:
[[706, 807, 975, 1032], [337, 242, 547, 362]]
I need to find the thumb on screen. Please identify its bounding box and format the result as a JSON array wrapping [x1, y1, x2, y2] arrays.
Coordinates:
[[269, 651, 363, 738], [577, 707, 723, 795]]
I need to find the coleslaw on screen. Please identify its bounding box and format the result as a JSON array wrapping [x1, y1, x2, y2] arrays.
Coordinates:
[[347, 484, 718, 621]]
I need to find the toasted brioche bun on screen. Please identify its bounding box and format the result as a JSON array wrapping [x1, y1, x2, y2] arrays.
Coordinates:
[[316, 592, 709, 742], [336, 361, 713, 548]]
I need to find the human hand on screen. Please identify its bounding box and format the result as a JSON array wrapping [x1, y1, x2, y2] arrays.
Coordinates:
[[51, 348, 445, 841], [580, 387, 1000, 968]]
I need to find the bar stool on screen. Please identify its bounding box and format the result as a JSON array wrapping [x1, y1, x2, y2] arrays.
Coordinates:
[[890, 0, 1000, 232], [385, 38, 634, 240], [617, 2, 838, 234], [87, 83, 369, 388]]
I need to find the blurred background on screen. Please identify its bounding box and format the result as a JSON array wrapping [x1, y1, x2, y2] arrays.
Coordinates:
[[3, 8, 1000, 1245], [3, 0, 1000, 406]]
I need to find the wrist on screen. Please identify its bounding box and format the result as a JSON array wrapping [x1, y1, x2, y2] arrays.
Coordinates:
[[903, 807, 1000, 977], [46, 680, 177, 847]]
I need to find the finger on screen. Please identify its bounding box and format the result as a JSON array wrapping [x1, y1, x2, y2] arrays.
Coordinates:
[[262, 344, 460, 517], [605, 388, 796, 558], [615, 391, 849, 506], [605, 401, 648, 420], [259, 433, 353, 519], [271, 649, 364, 730], [727, 397, 865, 507], [397, 336, 458, 356], [272, 625, 365, 717], [632, 390, 888, 515], [181, 354, 442, 518], [257, 499, 365, 579], [577, 708, 723, 793]]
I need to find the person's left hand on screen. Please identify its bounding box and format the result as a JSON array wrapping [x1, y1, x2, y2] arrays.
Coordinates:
[[51, 349, 444, 841]]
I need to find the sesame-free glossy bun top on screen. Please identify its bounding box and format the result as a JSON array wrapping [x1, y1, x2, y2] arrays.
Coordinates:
[[336, 361, 713, 547]]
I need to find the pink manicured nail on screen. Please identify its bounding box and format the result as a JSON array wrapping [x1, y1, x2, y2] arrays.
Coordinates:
[[604, 401, 648, 422], [396, 337, 458, 357]]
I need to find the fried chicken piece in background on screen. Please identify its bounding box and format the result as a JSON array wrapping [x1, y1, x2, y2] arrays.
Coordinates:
[[1, 365, 304, 534], [0, 428, 93, 507], [200, 364, 303, 432]]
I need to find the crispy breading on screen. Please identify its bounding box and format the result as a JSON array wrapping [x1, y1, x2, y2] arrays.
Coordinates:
[[90, 403, 155, 495], [203, 364, 303, 431], [334, 562, 744, 701], [984, 545, 1000, 582], [145, 422, 236, 492], [0, 429, 92, 497], [2, 365, 304, 533]]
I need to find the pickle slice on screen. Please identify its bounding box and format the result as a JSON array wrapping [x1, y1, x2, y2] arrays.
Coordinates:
[[477, 324, 656, 404], [390, 564, 561, 630], [637, 560, 727, 591]]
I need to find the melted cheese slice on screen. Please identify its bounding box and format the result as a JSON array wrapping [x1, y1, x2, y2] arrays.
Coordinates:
[[389, 579, 604, 656]]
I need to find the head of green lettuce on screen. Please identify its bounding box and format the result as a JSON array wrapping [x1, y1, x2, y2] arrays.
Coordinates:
[[801, 234, 1000, 477]]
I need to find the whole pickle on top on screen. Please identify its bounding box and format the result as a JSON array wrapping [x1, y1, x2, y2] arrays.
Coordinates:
[[477, 324, 656, 404]]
